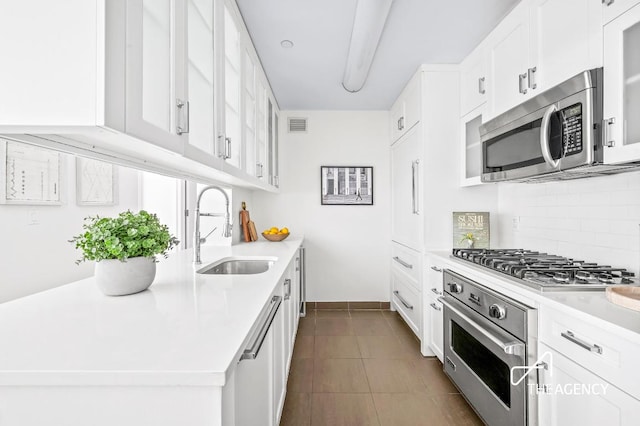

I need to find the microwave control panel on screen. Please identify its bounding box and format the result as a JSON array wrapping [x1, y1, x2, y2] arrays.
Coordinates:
[[561, 103, 583, 155]]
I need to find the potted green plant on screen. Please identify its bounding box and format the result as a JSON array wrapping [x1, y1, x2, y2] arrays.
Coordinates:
[[70, 210, 179, 296], [460, 232, 476, 248]]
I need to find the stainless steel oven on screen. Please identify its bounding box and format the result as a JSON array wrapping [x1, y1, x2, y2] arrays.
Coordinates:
[[440, 270, 537, 426]]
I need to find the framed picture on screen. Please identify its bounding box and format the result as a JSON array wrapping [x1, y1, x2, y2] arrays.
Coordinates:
[[76, 157, 118, 206], [0, 139, 64, 205], [321, 166, 373, 205], [452, 212, 490, 249]]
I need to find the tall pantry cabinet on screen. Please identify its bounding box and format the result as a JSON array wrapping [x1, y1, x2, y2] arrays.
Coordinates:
[[390, 66, 459, 356]]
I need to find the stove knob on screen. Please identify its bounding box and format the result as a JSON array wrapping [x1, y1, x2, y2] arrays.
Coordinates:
[[489, 304, 506, 320], [447, 282, 463, 294]]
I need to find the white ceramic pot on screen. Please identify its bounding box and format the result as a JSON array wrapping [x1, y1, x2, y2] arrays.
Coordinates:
[[94, 257, 156, 296]]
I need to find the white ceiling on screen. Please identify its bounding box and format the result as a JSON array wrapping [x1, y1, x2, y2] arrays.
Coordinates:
[[235, 0, 520, 110]]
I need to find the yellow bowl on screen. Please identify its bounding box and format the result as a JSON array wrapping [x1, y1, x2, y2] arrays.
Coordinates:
[[262, 232, 290, 242]]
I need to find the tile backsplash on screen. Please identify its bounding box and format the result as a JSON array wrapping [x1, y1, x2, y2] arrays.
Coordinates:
[[496, 171, 640, 276]]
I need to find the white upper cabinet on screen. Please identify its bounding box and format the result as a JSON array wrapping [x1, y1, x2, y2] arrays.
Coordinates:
[[126, 0, 188, 153], [603, 0, 640, 24], [460, 45, 487, 117], [390, 73, 421, 144], [529, 0, 602, 92], [0, 0, 279, 191], [487, 1, 532, 119], [460, 105, 486, 186], [186, 0, 216, 156], [485, 0, 603, 120], [603, 2, 640, 163], [221, 0, 242, 169]]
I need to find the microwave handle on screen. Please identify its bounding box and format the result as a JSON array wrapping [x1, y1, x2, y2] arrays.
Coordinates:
[[540, 104, 560, 169]]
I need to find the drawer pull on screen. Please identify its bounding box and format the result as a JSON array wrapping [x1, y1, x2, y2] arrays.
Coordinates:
[[561, 330, 603, 354], [393, 256, 413, 269], [393, 290, 414, 310], [431, 288, 442, 295], [430, 266, 442, 272], [430, 302, 441, 311]]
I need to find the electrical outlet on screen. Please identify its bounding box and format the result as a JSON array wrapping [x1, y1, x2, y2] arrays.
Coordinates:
[[512, 216, 520, 231], [28, 209, 40, 226]]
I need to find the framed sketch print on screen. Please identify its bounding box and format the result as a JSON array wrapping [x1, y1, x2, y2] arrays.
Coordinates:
[[321, 166, 373, 205], [76, 157, 118, 206], [0, 138, 64, 205]]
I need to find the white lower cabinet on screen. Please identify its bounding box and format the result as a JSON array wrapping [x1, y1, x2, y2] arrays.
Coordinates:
[[424, 256, 446, 362], [227, 259, 299, 426], [538, 343, 640, 426]]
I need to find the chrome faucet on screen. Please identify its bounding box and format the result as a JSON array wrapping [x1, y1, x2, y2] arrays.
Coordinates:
[[194, 185, 232, 264]]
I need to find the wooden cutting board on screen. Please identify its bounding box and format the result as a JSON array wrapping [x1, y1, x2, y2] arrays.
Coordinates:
[[248, 221, 258, 242], [606, 286, 640, 312], [240, 202, 251, 243]]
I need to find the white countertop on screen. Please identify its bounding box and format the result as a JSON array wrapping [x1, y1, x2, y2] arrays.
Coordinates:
[[0, 238, 303, 387], [427, 250, 640, 343]]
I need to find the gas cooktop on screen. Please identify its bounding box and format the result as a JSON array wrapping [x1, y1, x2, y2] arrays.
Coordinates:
[[451, 248, 638, 291]]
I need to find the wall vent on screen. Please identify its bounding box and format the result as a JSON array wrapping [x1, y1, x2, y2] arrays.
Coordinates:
[[288, 117, 308, 133]]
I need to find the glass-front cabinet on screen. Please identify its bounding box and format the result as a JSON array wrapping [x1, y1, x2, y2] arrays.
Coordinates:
[[460, 105, 485, 186], [221, 0, 242, 169], [603, 2, 640, 164], [125, 0, 188, 154], [186, 0, 215, 155]]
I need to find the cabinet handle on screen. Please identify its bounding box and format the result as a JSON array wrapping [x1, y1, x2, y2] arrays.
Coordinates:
[[284, 279, 292, 300], [256, 163, 264, 178], [478, 77, 486, 95], [240, 296, 282, 361], [430, 302, 442, 311], [518, 73, 528, 94], [273, 176, 279, 187], [398, 116, 405, 131], [527, 67, 537, 90], [225, 137, 232, 159], [430, 266, 443, 272], [561, 330, 603, 354], [393, 256, 413, 269], [602, 0, 614, 6], [393, 290, 414, 310], [603, 117, 616, 147], [176, 99, 190, 135], [431, 288, 442, 295], [411, 160, 420, 214], [295, 256, 300, 272]]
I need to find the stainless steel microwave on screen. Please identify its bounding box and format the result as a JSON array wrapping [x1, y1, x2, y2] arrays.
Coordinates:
[[480, 68, 639, 182]]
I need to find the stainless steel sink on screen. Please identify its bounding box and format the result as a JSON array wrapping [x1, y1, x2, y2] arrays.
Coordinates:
[[196, 257, 275, 275]]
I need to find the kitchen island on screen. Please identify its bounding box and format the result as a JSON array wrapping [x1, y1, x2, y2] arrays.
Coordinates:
[[0, 237, 304, 425]]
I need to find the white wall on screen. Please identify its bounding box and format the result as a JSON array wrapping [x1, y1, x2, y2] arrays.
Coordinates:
[[253, 111, 391, 302], [0, 154, 139, 303], [496, 171, 640, 276]]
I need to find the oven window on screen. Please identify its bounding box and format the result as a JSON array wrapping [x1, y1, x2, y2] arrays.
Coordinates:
[[483, 113, 562, 172], [452, 321, 511, 408]]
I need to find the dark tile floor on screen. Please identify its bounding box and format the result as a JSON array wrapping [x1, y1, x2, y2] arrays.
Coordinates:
[[280, 309, 483, 426]]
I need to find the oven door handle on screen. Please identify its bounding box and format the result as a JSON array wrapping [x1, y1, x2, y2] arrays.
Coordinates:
[[540, 104, 560, 169], [439, 297, 525, 357]]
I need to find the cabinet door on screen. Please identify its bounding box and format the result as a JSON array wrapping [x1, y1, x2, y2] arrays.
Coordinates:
[[460, 106, 485, 186], [272, 295, 286, 425], [603, 0, 640, 24], [221, 0, 242, 168], [126, 0, 188, 154], [460, 46, 487, 116], [529, 0, 602, 93], [390, 98, 405, 143], [538, 343, 640, 426], [186, 0, 215, 155], [603, 3, 640, 164], [243, 49, 257, 176], [391, 125, 423, 251], [424, 258, 444, 362], [268, 102, 280, 188], [487, 2, 531, 119], [255, 80, 268, 180], [402, 74, 422, 134]]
